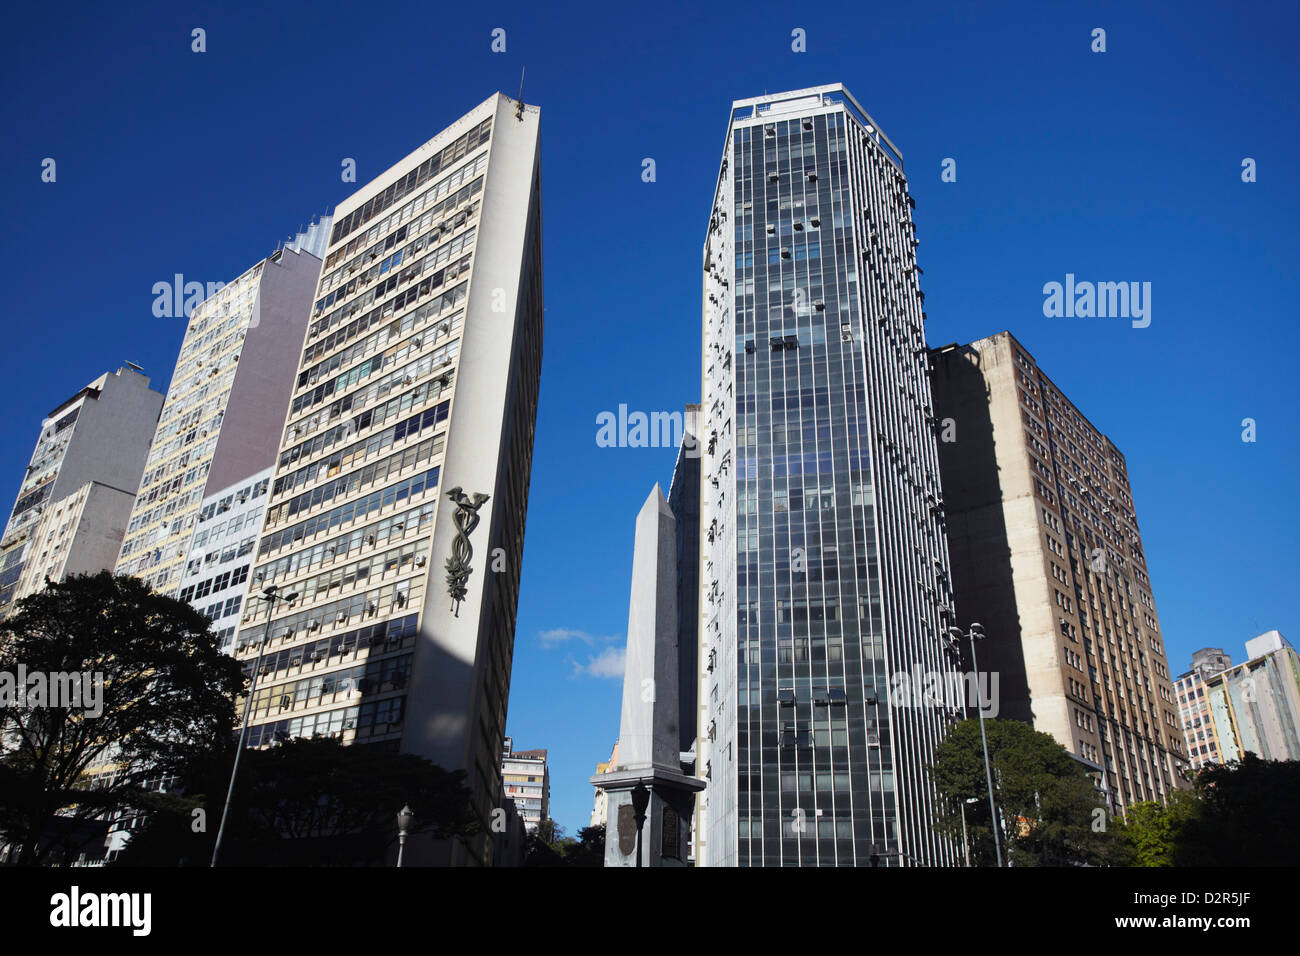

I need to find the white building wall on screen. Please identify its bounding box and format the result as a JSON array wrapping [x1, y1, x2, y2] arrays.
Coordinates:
[[12, 482, 136, 600], [179, 468, 274, 654]]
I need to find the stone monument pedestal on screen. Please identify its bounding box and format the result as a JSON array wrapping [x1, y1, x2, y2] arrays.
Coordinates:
[[591, 767, 704, 867]]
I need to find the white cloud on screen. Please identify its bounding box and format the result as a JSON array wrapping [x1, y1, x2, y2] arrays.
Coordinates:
[[571, 646, 626, 680], [539, 627, 616, 648]]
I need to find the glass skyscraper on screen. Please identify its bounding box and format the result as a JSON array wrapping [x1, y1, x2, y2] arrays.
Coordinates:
[[695, 85, 963, 866]]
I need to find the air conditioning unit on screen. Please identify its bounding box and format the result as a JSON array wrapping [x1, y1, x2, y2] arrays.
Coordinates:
[[336, 612, 348, 623], [415, 555, 426, 568], [308, 619, 320, 631]]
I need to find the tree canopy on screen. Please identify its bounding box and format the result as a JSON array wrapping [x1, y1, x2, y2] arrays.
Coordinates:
[[524, 818, 605, 867], [0, 572, 242, 865], [931, 718, 1125, 866], [1117, 754, 1300, 867], [118, 735, 480, 866]]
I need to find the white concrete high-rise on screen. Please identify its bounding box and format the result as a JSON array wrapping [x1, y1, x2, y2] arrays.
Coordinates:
[[695, 85, 963, 866], [12, 482, 136, 601], [0, 366, 164, 614], [115, 220, 330, 596], [231, 93, 543, 866]]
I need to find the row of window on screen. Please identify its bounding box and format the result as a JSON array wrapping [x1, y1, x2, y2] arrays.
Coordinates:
[[249, 652, 413, 717], [327, 117, 491, 249], [243, 695, 406, 749], [272, 402, 448, 499], [259, 467, 440, 550], [265, 437, 444, 527], [179, 563, 249, 602], [238, 614, 418, 672]]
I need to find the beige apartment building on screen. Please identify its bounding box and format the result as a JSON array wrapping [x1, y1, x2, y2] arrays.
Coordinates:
[[1173, 647, 1232, 770], [931, 331, 1188, 812], [501, 738, 550, 832], [115, 228, 328, 596]]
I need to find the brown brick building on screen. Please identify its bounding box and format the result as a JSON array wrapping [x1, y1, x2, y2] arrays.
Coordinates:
[[931, 331, 1188, 812]]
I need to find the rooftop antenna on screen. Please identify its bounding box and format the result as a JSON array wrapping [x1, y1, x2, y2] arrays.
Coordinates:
[[515, 66, 525, 120]]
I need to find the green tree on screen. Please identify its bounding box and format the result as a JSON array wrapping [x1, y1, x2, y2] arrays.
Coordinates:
[[931, 718, 1125, 866], [1176, 754, 1300, 866], [117, 736, 480, 866], [0, 573, 242, 865], [525, 817, 568, 866], [523, 818, 605, 866], [1117, 793, 1200, 867], [564, 824, 606, 867]]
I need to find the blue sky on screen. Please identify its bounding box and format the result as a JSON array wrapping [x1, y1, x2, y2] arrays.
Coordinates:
[[2, 1, 1296, 834]]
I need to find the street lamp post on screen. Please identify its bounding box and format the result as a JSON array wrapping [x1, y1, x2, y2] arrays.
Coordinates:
[[396, 805, 414, 868], [210, 585, 298, 867], [960, 797, 979, 867], [949, 622, 1004, 868], [630, 784, 650, 868]]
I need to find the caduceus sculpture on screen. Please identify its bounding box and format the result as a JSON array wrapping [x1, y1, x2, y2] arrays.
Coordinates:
[[444, 486, 490, 615]]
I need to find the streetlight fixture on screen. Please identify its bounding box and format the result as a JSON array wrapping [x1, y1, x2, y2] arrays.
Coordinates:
[[210, 584, 299, 867], [948, 622, 1004, 868], [960, 797, 979, 867], [630, 784, 650, 868], [396, 805, 414, 867]]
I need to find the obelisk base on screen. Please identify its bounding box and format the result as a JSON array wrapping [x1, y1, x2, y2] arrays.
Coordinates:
[[590, 767, 705, 868]]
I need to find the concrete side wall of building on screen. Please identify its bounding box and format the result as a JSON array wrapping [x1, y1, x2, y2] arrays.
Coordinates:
[[401, 96, 542, 866], [52, 369, 163, 504], [12, 482, 135, 599], [205, 248, 322, 494], [60, 484, 137, 578], [1210, 647, 1300, 762], [669, 434, 701, 755], [932, 335, 1074, 745]]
